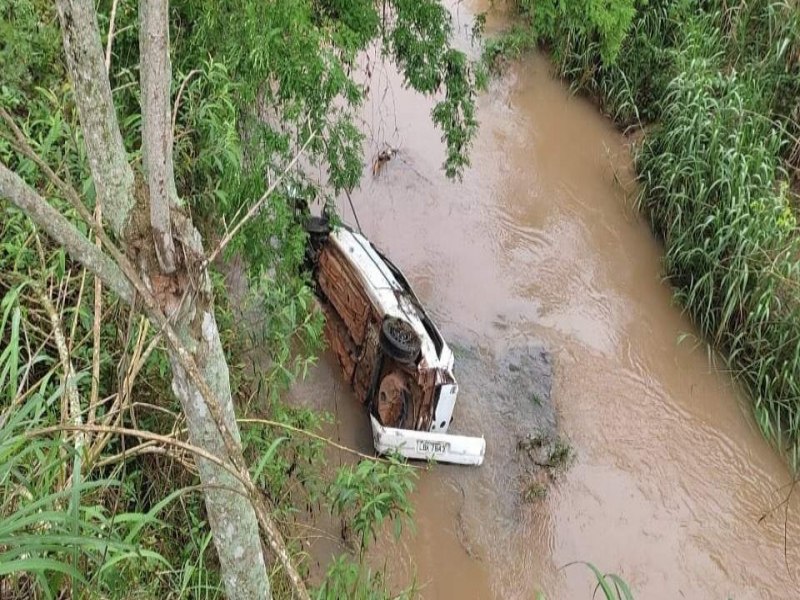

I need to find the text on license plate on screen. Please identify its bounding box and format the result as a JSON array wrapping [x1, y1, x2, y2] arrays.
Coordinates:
[[416, 440, 450, 454]]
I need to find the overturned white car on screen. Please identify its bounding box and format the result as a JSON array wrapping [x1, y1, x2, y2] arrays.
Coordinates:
[[306, 218, 485, 466]]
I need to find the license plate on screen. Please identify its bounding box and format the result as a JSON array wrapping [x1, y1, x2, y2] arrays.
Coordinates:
[[417, 440, 450, 454]]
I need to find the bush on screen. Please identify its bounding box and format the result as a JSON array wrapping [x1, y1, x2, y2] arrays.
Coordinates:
[[638, 41, 800, 463]]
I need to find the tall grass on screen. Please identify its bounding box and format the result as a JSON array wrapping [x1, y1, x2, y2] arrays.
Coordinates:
[[0, 291, 171, 597], [636, 17, 800, 464]]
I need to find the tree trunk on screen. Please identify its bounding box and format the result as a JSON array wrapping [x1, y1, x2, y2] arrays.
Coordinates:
[[51, 2, 274, 597], [139, 0, 177, 273], [170, 306, 269, 600], [55, 0, 135, 235]]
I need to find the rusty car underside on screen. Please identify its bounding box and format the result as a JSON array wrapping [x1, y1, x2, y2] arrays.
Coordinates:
[[306, 219, 485, 465], [310, 226, 449, 430]]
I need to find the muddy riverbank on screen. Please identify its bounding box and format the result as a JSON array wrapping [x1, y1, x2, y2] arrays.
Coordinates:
[[287, 4, 800, 598]]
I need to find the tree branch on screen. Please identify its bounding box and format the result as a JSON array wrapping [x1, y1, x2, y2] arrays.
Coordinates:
[[95, 0, 120, 440], [204, 131, 316, 267], [104, 0, 120, 70], [139, 0, 177, 273], [38, 287, 85, 488], [0, 163, 134, 304], [238, 418, 425, 467], [55, 0, 135, 236], [27, 424, 245, 484]]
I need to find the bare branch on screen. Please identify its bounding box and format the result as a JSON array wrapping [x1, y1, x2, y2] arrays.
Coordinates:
[[105, 0, 120, 70], [27, 424, 245, 484], [0, 164, 134, 303], [139, 0, 177, 273], [94, 442, 196, 471], [238, 418, 425, 468], [97, 0, 120, 430], [88, 316, 154, 465], [56, 0, 135, 236], [89, 214, 103, 433], [38, 289, 83, 440]]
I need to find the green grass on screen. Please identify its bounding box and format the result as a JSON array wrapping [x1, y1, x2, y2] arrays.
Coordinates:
[[547, 437, 575, 471], [523, 481, 548, 502], [536, 562, 634, 599], [637, 31, 800, 463], [0, 325, 171, 597]]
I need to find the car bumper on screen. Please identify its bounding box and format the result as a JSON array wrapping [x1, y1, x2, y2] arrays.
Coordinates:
[[370, 415, 486, 466]]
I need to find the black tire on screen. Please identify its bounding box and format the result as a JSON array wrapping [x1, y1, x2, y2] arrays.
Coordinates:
[[305, 215, 331, 235], [379, 317, 421, 364], [304, 215, 330, 274]]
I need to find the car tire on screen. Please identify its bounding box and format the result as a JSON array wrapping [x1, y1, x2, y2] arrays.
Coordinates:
[[304, 215, 331, 274], [380, 316, 421, 364], [305, 214, 331, 235]]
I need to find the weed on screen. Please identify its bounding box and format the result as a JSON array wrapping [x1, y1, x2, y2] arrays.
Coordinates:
[[523, 481, 548, 502], [518, 432, 575, 471], [548, 437, 575, 471], [536, 562, 634, 599], [327, 456, 417, 554]]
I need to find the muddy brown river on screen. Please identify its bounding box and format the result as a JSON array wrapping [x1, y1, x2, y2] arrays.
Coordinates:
[[288, 3, 800, 598]]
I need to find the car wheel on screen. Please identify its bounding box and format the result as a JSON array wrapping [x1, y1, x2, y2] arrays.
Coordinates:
[[305, 214, 331, 235], [376, 371, 410, 428], [304, 215, 331, 273], [380, 316, 421, 364]]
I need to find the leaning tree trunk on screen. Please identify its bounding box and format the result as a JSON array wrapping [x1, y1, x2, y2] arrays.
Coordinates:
[[170, 318, 269, 597], [52, 1, 272, 598], [166, 216, 270, 600]]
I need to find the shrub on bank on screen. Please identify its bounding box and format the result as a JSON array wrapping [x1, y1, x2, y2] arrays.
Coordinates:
[[639, 44, 800, 464]]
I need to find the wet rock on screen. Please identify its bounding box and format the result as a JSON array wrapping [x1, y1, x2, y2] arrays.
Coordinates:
[[492, 345, 556, 440]]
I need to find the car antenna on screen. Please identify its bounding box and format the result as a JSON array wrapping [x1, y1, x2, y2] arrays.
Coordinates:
[[344, 188, 363, 233]]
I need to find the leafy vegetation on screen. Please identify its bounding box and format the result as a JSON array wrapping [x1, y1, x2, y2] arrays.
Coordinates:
[[328, 457, 415, 553], [1, 0, 476, 596], [493, 0, 800, 467], [535, 562, 634, 600]]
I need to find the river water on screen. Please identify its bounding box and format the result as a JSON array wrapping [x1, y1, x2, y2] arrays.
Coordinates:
[[290, 3, 800, 598]]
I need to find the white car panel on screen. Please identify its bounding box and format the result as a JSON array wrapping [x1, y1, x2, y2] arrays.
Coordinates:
[[370, 416, 485, 466]]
